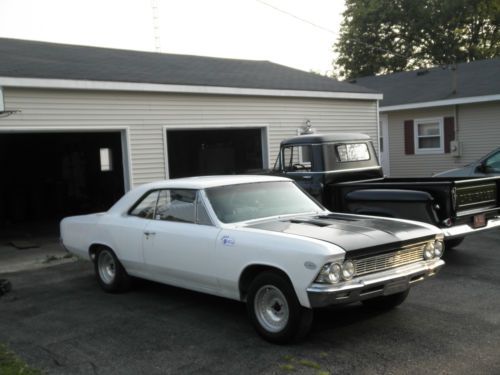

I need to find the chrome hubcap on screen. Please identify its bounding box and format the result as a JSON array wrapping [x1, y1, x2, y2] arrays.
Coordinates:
[[98, 251, 116, 284], [254, 285, 289, 333]]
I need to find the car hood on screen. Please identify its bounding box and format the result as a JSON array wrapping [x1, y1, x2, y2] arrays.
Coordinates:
[[246, 213, 438, 256], [433, 165, 477, 177]]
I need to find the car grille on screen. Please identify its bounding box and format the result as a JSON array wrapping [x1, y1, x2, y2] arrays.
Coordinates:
[[353, 242, 426, 277]]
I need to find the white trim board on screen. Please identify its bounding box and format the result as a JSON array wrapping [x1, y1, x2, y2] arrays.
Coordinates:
[[380, 94, 500, 112], [0, 77, 383, 101]]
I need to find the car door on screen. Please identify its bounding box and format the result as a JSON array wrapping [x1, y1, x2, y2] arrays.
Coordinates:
[[104, 190, 160, 275], [142, 189, 221, 294]]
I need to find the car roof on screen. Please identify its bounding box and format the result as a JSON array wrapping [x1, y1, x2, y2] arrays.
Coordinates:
[[138, 175, 290, 190], [107, 175, 292, 214]]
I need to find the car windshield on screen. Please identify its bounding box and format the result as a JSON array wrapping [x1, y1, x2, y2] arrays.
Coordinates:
[[205, 181, 323, 223]]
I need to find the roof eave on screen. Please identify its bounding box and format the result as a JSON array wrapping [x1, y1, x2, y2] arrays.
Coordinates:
[[380, 94, 500, 112], [0, 76, 383, 101]]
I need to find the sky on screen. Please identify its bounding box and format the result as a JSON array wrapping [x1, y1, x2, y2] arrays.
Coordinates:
[[0, 0, 346, 75]]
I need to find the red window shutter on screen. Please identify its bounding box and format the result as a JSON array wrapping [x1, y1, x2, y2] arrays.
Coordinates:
[[444, 117, 455, 153], [404, 120, 414, 155]]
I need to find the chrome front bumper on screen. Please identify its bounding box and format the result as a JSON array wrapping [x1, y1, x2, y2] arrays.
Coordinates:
[[442, 216, 500, 239], [307, 259, 445, 308]]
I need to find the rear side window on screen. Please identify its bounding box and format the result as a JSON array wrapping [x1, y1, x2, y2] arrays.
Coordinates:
[[129, 189, 213, 225]]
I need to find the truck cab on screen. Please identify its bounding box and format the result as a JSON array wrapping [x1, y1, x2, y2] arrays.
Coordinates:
[[272, 133, 383, 202]]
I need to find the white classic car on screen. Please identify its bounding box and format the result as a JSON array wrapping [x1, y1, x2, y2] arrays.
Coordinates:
[[61, 175, 445, 343]]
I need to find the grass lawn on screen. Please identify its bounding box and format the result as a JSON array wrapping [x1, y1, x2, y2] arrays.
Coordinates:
[[0, 344, 42, 375]]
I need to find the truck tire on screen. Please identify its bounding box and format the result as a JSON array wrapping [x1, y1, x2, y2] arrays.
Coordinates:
[[246, 271, 313, 344], [0, 279, 12, 296], [362, 289, 409, 310], [444, 237, 464, 249]]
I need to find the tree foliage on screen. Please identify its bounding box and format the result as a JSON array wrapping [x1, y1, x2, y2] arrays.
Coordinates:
[[334, 0, 500, 79]]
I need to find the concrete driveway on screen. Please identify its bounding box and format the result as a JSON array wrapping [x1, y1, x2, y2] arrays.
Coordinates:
[[1, 231, 500, 374]]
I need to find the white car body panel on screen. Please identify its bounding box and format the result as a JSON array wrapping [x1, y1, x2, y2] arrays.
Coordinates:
[[61, 175, 443, 310]]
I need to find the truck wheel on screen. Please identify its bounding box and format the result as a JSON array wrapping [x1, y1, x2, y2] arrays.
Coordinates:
[[94, 247, 131, 293], [247, 271, 313, 344], [362, 289, 409, 310], [444, 237, 464, 249]]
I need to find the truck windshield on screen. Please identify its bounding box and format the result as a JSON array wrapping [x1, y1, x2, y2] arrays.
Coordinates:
[[205, 181, 323, 223]]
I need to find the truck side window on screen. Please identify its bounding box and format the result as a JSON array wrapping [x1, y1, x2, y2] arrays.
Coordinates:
[[282, 146, 312, 172]]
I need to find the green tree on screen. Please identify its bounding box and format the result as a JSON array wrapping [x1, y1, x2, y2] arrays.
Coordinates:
[[334, 0, 500, 79]]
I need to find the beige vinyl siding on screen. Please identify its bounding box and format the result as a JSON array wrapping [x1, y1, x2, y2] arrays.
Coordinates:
[[1, 88, 378, 187], [386, 107, 456, 177], [457, 101, 500, 162], [385, 101, 500, 177]]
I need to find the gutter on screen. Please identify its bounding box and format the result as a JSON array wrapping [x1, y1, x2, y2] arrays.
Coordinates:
[[0, 77, 383, 101]]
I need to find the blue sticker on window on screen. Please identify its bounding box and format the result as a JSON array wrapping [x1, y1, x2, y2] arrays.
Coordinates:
[[222, 236, 235, 246]]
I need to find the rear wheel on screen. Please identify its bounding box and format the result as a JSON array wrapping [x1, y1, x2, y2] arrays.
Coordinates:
[[94, 247, 131, 293], [362, 289, 409, 310], [246, 272, 312, 344]]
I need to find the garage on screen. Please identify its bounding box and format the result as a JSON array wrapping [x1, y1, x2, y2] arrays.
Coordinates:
[[166, 128, 265, 178], [0, 131, 126, 231]]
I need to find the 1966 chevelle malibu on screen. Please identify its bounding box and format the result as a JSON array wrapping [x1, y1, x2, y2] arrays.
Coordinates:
[[61, 175, 445, 343]]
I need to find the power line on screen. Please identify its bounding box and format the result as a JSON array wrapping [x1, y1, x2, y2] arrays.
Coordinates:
[[255, 0, 339, 36], [255, 0, 409, 60]]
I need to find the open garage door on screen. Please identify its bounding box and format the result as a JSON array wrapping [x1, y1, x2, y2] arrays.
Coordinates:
[[0, 132, 125, 231], [166, 128, 264, 178]]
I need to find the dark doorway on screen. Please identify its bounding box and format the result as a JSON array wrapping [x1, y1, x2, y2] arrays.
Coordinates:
[[167, 128, 263, 178], [0, 132, 125, 229]]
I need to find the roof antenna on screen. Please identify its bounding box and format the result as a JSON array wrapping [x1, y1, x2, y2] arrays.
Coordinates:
[[151, 0, 161, 52]]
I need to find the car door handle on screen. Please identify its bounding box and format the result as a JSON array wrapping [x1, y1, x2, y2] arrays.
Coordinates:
[[144, 231, 156, 236]]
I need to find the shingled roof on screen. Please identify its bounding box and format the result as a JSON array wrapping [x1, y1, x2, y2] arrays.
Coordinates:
[[0, 38, 378, 96], [353, 58, 500, 108]]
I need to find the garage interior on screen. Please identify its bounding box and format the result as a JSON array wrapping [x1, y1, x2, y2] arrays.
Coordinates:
[[0, 132, 125, 237], [166, 128, 264, 178]]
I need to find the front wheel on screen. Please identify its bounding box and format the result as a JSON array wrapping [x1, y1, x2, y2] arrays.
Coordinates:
[[246, 272, 312, 344], [94, 247, 131, 293], [362, 289, 409, 310]]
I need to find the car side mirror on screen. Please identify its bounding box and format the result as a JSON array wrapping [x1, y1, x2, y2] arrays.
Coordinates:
[[476, 163, 487, 173]]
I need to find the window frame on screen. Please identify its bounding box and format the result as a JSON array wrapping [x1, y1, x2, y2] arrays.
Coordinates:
[[413, 117, 444, 155], [128, 188, 214, 226]]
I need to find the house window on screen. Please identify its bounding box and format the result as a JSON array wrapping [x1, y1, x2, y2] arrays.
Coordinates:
[[100, 148, 113, 171], [414, 118, 444, 154]]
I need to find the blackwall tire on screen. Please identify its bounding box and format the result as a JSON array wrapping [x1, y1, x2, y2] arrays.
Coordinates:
[[444, 237, 464, 249], [94, 247, 131, 293], [362, 289, 410, 310], [246, 271, 312, 344]]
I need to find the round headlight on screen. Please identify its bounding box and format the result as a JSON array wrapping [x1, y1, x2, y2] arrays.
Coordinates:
[[423, 242, 435, 260], [341, 260, 355, 280], [328, 263, 341, 283], [433, 240, 444, 258]]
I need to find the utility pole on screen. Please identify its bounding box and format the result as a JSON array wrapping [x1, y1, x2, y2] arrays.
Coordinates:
[[151, 0, 161, 52]]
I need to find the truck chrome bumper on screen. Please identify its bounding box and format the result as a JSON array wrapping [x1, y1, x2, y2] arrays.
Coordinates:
[[307, 259, 444, 308], [442, 216, 500, 239]]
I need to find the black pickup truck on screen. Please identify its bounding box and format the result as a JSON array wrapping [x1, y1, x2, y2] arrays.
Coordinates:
[[270, 133, 500, 248]]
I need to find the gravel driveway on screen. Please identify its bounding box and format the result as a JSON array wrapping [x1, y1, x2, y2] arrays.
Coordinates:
[[1, 230, 500, 374]]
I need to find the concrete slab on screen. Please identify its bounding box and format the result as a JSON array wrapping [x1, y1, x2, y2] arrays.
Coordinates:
[[0, 235, 77, 274]]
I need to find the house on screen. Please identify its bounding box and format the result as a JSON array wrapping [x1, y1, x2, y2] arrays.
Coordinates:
[[0, 38, 381, 227], [354, 58, 500, 177]]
